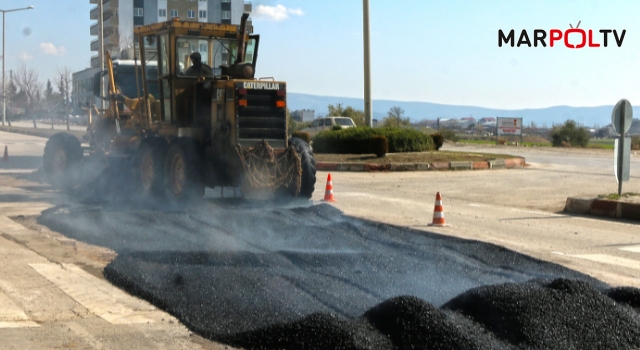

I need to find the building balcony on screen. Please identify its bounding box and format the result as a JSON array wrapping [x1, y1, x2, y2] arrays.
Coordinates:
[[91, 55, 100, 68], [90, 21, 117, 36], [90, 0, 117, 20], [90, 38, 118, 52], [104, 15, 119, 29]]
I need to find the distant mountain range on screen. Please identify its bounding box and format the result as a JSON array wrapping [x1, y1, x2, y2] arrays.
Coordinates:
[[288, 92, 639, 128]]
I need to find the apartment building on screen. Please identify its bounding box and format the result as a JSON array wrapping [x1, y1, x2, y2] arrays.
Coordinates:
[[88, 0, 250, 68], [74, 0, 250, 112]]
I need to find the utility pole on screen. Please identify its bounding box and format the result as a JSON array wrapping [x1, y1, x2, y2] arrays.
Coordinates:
[[362, 0, 372, 127], [99, 0, 105, 110]]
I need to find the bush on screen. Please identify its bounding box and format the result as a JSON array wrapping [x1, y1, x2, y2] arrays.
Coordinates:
[[332, 124, 343, 131], [291, 131, 311, 144], [370, 136, 388, 157], [313, 127, 434, 154], [632, 136, 640, 150], [431, 133, 444, 150], [550, 120, 590, 147], [497, 137, 507, 145], [440, 128, 459, 142]]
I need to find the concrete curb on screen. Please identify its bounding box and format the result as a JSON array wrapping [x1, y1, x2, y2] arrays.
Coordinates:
[[316, 158, 526, 173], [564, 197, 640, 222]]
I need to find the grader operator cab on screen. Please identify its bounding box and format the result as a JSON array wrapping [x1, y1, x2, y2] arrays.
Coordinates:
[[43, 14, 316, 200]]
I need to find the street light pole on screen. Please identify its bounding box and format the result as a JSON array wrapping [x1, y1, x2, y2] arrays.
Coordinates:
[[362, 0, 372, 127], [1, 6, 34, 127]]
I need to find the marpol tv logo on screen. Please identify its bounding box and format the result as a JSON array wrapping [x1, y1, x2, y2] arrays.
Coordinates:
[[498, 21, 626, 48]]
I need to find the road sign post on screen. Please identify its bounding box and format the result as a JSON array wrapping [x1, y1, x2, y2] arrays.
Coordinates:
[[611, 99, 632, 196], [496, 117, 523, 145]]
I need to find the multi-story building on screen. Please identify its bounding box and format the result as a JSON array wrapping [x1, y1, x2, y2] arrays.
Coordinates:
[[291, 109, 315, 123], [89, 0, 250, 68], [74, 0, 250, 113], [72, 67, 101, 115]]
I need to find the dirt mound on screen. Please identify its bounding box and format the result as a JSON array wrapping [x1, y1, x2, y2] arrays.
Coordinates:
[[223, 313, 394, 350], [443, 278, 640, 349]]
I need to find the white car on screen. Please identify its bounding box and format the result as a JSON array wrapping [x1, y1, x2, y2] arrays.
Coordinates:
[[301, 116, 356, 137]]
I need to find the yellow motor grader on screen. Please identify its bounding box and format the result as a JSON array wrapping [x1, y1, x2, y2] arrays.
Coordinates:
[[43, 14, 316, 200]]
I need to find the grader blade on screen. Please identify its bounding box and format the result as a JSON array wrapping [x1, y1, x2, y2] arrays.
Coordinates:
[[235, 141, 301, 199]]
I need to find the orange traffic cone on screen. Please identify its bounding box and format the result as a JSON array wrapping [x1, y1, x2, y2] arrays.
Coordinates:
[[322, 173, 337, 202], [428, 192, 448, 227], [2, 146, 7, 162]]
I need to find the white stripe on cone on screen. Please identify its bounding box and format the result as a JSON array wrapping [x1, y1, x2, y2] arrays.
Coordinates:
[[435, 200, 442, 206], [433, 212, 444, 218]]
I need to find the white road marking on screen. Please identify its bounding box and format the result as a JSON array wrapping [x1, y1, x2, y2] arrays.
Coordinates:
[[553, 252, 640, 271], [0, 290, 39, 328], [29, 263, 158, 325], [619, 246, 640, 254]]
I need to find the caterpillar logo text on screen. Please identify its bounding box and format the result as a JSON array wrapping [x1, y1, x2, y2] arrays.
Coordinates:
[[243, 82, 281, 90]]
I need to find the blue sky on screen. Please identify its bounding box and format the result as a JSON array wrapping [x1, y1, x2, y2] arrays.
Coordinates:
[[2, 0, 639, 109]]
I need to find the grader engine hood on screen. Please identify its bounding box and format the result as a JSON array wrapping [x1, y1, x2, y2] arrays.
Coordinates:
[[235, 81, 287, 149]]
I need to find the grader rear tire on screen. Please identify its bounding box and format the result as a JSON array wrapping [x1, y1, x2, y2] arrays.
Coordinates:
[[43, 133, 83, 189], [164, 139, 205, 200], [289, 137, 316, 199]]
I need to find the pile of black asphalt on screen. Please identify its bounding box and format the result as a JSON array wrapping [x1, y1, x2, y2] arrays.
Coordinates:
[[38, 199, 640, 350]]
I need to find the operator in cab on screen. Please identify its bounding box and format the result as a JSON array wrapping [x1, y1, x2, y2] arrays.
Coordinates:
[[184, 52, 213, 77]]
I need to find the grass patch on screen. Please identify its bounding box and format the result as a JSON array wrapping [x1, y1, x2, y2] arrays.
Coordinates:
[[315, 151, 516, 164], [458, 136, 552, 147], [588, 139, 615, 150], [460, 139, 495, 145], [598, 192, 640, 200]]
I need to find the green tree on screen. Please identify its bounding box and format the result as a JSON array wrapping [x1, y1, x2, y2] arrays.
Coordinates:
[[56, 67, 72, 130], [342, 106, 365, 126], [327, 103, 345, 116], [45, 80, 54, 101], [287, 108, 296, 135], [14, 63, 41, 119], [550, 120, 590, 147], [382, 106, 410, 128], [326, 103, 366, 126]]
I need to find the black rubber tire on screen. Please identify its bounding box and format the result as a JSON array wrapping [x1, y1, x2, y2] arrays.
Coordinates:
[[164, 138, 205, 200], [43, 133, 84, 189], [134, 139, 168, 198], [289, 137, 316, 199]]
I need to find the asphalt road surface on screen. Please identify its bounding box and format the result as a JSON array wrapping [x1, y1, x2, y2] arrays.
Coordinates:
[[37, 200, 640, 349], [1, 130, 640, 349]]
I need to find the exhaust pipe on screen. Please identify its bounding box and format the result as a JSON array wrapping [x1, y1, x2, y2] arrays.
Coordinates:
[[235, 12, 250, 64]]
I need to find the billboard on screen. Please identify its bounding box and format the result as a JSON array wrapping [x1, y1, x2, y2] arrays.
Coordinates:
[[497, 117, 522, 136]]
